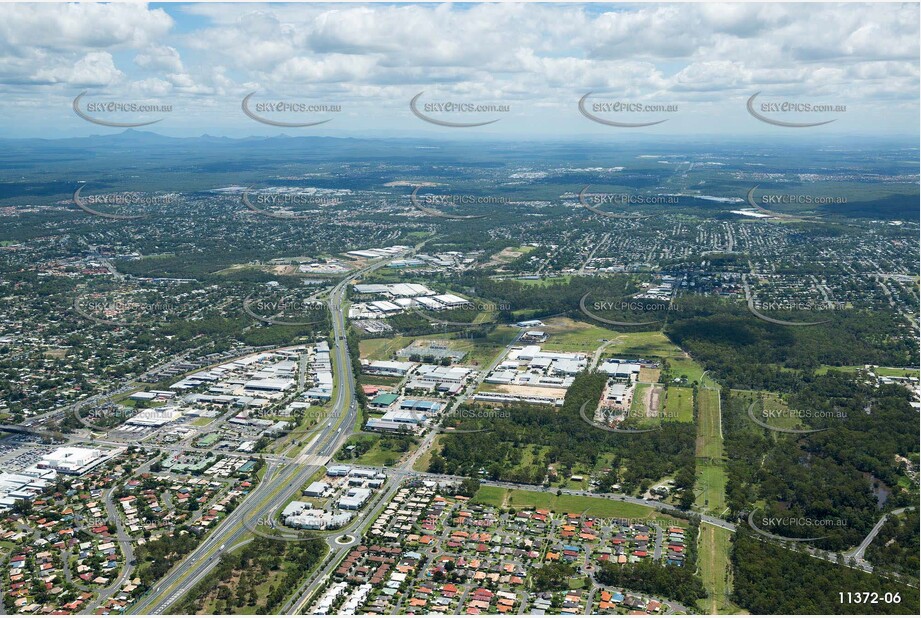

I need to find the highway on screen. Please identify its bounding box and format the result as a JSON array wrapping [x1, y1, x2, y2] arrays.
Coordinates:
[[128, 253, 401, 614]]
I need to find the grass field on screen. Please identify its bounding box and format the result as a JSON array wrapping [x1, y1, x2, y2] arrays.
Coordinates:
[[335, 433, 417, 466], [359, 329, 518, 369], [695, 387, 727, 515], [359, 336, 414, 360], [816, 364, 920, 378], [607, 331, 708, 384], [697, 523, 742, 614], [538, 317, 623, 353], [696, 388, 723, 460], [472, 487, 654, 518], [630, 383, 650, 416], [695, 464, 728, 515], [413, 435, 442, 472], [664, 386, 695, 422]]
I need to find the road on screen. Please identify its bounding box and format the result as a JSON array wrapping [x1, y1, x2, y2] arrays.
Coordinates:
[[844, 507, 913, 569], [127, 252, 404, 614]]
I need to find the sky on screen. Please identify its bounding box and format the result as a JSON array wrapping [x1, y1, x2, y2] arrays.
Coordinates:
[[0, 1, 917, 140]]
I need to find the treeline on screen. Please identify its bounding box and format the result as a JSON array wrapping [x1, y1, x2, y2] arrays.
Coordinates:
[[433, 372, 696, 496], [731, 530, 919, 614], [173, 537, 326, 614], [595, 560, 707, 607], [461, 274, 650, 323], [664, 297, 917, 392], [723, 375, 920, 552]]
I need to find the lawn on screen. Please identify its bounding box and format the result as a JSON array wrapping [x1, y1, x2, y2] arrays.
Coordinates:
[[473, 487, 654, 519], [697, 523, 742, 614], [359, 330, 518, 369], [664, 386, 695, 423], [602, 331, 708, 384]]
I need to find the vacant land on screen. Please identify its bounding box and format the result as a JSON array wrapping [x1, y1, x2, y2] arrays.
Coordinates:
[[695, 386, 727, 515], [664, 386, 695, 423], [473, 487, 654, 519], [698, 523, 741, 614]]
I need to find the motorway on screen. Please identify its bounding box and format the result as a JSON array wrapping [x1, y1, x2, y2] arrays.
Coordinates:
[[128, 253, 402, 614]]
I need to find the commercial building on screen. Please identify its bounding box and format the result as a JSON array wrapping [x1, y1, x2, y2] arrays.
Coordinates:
[[38, 447, 107, 475], [338, 488, 372, 510], [304, 481, 330, 497]]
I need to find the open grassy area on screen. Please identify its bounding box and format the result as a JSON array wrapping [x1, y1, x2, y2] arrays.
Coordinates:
[[513, 274, 571, 287], [538, 317, 624, 354], [695, 386, 727, 516], [631, 383, 651, 415], [359, 329, 518, 370], [413, 434, 443, 472], [697, 523, 742, 614], [664, 386, 695, 423], [600, 331, 708, 384], [359, 336, 414, 360], [335, 433, 419, 467], [472, 487, 654, 518], [816, 364, 920, 378], [695, 464, 728, 515], [696, 388, 722, 460]]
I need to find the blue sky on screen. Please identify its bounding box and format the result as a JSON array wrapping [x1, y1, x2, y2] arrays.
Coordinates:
[[0, 2, 917, 139]]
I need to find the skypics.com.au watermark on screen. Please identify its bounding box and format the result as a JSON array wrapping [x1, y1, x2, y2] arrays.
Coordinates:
[[579, 292, 676, 327], [72, 186, 177, 220], [243, 296, 327, 326], [748, 506, 848, 542], [409, 186, 492, 220], [411, 300, 510, 327], [242, 189, 344, 220], [73, 404, 176, 434], [73, 92, 172, 127], [746, 92, 845, 128], [73, 294, 183, 327], [410, 92, 509, 128], [746, 402, 842, 434], [577, 186, 659, 219], [241, 93, 341, 127], [579, 93, 677, 128], [742, 275, 841, 327]]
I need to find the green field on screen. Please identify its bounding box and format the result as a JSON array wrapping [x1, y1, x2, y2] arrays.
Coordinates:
[[472, 487, 654, 518], [608, 331, 708, 384], [413, 435, 443, 472], [816, 364, 920, 379], [359, 336, 414, 360], [631, 383, 651, 415], [538, 317, 624, 354], [664, 386, 695, 422], [697, 523, 741, 614], [695, 386, 727, 515], [513, 274, 571, 287], [359, 329, 518, 369], [335, 433, 418, 467]]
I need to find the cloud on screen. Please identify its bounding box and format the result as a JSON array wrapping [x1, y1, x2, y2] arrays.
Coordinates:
[[0, 2, 916, 135]]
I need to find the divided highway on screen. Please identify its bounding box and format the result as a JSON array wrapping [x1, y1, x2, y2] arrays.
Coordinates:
[[129, 256, 394, 614]]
